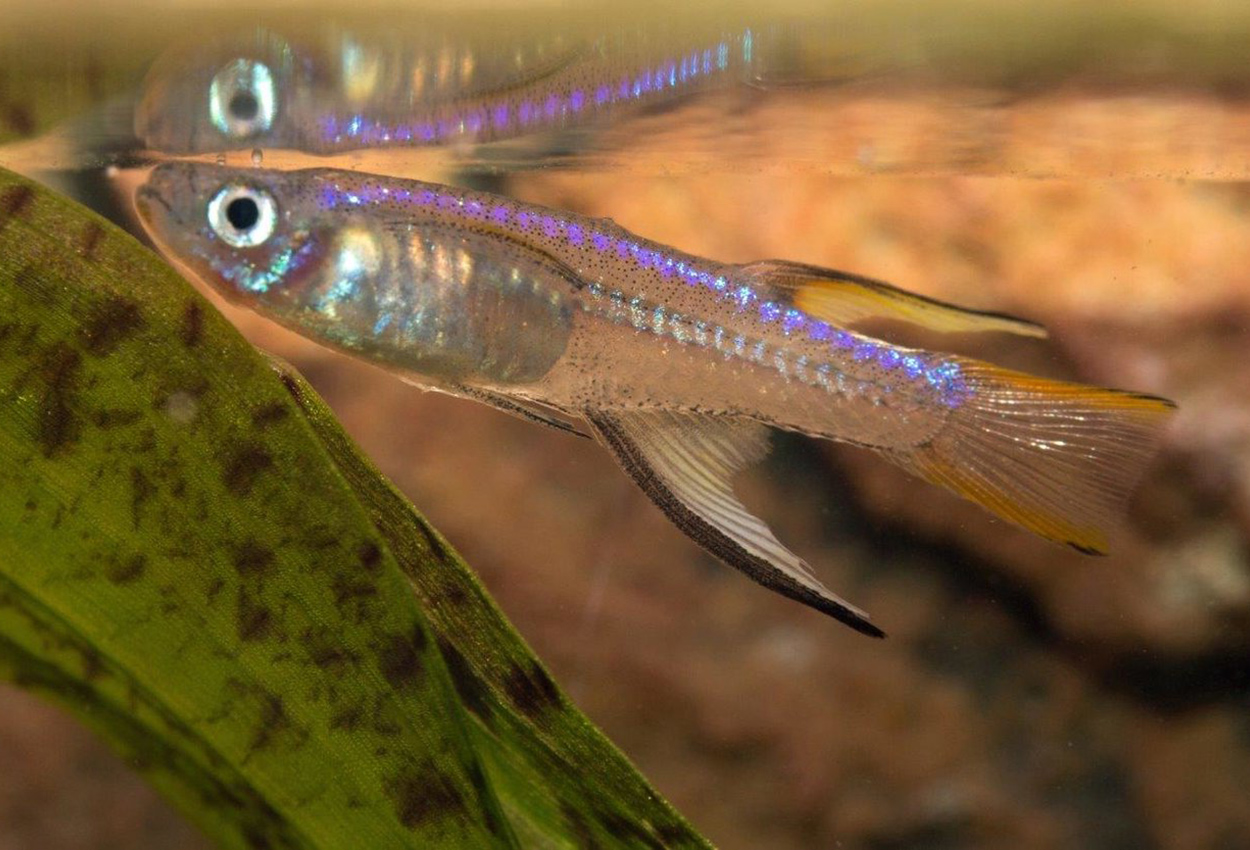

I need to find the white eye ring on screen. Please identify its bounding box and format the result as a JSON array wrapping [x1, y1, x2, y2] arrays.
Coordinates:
[[209, 58, 276, 138], [207, 184, 278, 248]]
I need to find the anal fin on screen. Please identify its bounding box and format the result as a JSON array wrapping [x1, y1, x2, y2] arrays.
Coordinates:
[[456, 386, 590, 439], [740, 259, 1047, 339], [585, 409, 883, 638]]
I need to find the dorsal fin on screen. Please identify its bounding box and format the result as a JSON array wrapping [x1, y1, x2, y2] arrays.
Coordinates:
[[739, 259, 1047, 338]]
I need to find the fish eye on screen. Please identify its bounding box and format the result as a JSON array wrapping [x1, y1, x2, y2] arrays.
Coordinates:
[[209, 58, 276, 138], [207, 184, 277, 248]]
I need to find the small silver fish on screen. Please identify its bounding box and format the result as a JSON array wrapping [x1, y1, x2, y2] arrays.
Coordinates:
[[136, 163, 1175, 637], [136, 24, 762, 155]]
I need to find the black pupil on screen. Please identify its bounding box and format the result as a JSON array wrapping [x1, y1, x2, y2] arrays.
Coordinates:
[[225, 197, 260, 231], [229, 90, 259, 121]]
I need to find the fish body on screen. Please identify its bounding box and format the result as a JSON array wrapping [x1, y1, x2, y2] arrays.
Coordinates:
[[136, 24, 763, 155], [137, 163, 1175, 636]]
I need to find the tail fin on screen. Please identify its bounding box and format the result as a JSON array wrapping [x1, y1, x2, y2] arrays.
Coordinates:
[[885, 361, 1176, 554]]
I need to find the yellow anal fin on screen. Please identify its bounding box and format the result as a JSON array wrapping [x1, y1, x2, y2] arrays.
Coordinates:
[[740, 259, 1047, 339], [886, 360, 1176, 554]]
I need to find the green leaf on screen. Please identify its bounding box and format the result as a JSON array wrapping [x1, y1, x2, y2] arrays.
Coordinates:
[[0, 167, 709, 849]]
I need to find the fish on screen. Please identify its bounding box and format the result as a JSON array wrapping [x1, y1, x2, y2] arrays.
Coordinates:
[[135, 162, 1176, 638], [136, 23, 764, 155]]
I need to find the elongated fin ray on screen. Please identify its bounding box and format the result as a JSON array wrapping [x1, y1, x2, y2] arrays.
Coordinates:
[[885, 361, 1176, 553], [455, 385, 590, 437], [585, 409, 884, 637], [740, 259, 1047, 338]]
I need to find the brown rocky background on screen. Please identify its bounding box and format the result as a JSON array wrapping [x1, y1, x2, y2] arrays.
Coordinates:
[[5, 71, 1250, 850]]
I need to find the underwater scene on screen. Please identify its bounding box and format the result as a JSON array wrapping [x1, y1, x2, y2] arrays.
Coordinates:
[[1, 1, 1248, 848]]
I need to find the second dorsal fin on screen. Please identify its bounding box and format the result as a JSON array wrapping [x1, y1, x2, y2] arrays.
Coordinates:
[[739, 259, 1047, 339]]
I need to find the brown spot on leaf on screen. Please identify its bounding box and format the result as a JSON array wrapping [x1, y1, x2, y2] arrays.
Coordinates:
[[233, 539, 275, 577], [0, 184, 33, 231], [130, 467, 152, 530], [385, 763, 466, 829], [358, 541, 382, 571], [503, 661, 561, 717], [248, 692, 293, 754], [329, 700, 364, 732], [79, 296, 144, 357], [378, 626, 428, 690], [92, 408, 142, 429], [206, 577, 225, 605], [180, 301, 204, 348], [236, 588, 273, 642], [436, 638, 492, 718], [222, 442, 273, 496], [331, 573, 378, 607], [76, 222, 104, 262], [106, 553, 146, 585], [33, 343, 82, 457], [301, 625, 359, 672], [250, 401, 288, 428]]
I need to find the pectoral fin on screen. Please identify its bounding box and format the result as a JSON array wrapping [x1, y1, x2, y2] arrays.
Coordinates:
[[741, 259, 1047, 338], [585, 409, 883, 637]]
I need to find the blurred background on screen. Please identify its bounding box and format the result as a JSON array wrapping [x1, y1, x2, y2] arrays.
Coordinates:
[[3, 1, 1250, 848]]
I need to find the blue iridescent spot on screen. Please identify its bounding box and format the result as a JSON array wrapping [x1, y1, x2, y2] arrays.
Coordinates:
[[465, 200, 483, 218], [567, 224, 584, 245], [877, 348, 901, 369], [493, 104, 509, 127], [902, 356, 924, 378], [373, 314, 393, 334], [782, 308, 806, 334], [570, 89, 585, 112], [832, 330, 855, 349], [516, 211, 533, 229], [418, 123, 435, 141], [395, 126, 412, 141], [809, 320, 832, 341], [596, 85, 611, 105], [317, 185, 337, 208], [733, 285, 754, 309], [759, 302, 781, 323], [347, 116, 363, 136], [540, 216, 560, 237], [853, 343, 876, 361], [466, 111, 483, 133], [544, 94, 560, 118], [614, 239, 630, 258], [491, 204, 509, 224], [592, 232, 611, 251]]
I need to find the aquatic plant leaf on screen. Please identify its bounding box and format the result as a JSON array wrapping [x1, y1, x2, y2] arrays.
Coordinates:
[[0, 168, 708, 849]]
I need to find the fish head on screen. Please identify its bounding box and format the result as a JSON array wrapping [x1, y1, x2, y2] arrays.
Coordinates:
[[136, 29, 311, 154], [136, 162, 335, 315]]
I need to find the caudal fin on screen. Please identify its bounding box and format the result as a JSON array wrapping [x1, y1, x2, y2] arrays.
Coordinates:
[[885, 361, 1176, 554]]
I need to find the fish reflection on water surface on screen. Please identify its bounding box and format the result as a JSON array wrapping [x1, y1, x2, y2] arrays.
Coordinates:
[[136, 163, 1175, 637], [136, 23, 767, 155]]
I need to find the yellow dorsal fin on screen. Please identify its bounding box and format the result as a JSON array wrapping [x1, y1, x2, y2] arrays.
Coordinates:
[[741, 260, 1047, 339]]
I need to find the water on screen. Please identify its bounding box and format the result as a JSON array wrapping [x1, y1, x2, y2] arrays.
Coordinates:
[[3, 2, 1250, 848]]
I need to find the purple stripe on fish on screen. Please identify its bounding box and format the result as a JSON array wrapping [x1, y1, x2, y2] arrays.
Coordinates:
[[317, 180, 970, 406]]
